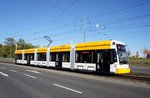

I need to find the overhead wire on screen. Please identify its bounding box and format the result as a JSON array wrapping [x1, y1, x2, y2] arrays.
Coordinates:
[[89, 13, 150, 25], [26, 20, 150, 43], [26, 18, 150, 43], [54, 5, 82, 19], [15, 1, 150, 45], [11, 6, 55, 24], [26, 27, 81, 42], [54, 0, 78, 21], [18, 13, 150, 35], [88, 1, 150, 19], [15, 1, 150, 37]]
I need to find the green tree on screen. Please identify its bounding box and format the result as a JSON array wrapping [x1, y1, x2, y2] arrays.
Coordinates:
[[17, 38, 38, 50], [4, 37, 16, 58], [17, 39, 25, 49], [0, 44, 3, 57], [0, 38, 38, 58], [2, 45, 8, 58], [24, 43, 36, 49]]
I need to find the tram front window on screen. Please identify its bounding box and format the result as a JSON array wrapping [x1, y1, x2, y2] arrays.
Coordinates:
[[117, 44, 128, 64]]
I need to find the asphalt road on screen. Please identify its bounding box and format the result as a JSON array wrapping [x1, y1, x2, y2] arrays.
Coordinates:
[[130, 66, 150, 74], [0, 63, 150, 98]]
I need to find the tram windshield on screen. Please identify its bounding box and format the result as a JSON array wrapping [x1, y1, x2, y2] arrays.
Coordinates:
[[117, 44, 128, 64]]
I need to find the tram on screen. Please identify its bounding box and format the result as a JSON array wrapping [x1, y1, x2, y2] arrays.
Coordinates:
[[15, 40, 130, 74]]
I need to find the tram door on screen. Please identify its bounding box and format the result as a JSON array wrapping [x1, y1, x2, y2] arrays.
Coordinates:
[[97, 52, 103, 71], [56, 53, 62, 68], [96, 50, 110, 72], [102, 50, 110, 72], [27, 54, 30, 65]]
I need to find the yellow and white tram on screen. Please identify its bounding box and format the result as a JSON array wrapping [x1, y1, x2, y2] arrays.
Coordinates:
[[15, 40, 130, 74]]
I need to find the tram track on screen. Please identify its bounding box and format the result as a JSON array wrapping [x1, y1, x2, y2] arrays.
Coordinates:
[[116, 72, 150, 84]]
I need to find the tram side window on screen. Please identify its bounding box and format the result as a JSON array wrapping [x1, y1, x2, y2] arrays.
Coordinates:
[[16, 54, 22, 60], [24, 54, 34, 60], [30, 54, 34, 60], [76, 51, 94, 63], [76, 51, 82, 63], [37, 53, 46, 61], [24, 54, 27, 60], [62, 52, 70, 62], [50, 52, 56, 61]]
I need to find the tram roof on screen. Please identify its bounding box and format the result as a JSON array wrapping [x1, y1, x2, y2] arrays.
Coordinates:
[[15, 40, 125, 54]]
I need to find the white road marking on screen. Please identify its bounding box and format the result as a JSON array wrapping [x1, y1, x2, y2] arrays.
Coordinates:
[[9, 69, 17, 72], [0, 67, 6, 69], [0, 71, 8, 77], [53, 83, 82, 94], [26, 70, 41, 74], [24, 74, 36, 79]]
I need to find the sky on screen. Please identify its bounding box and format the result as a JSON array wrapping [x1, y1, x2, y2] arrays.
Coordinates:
[[0, 0, 150, 57]]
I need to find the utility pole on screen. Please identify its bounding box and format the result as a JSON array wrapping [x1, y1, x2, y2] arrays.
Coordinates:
[[83, 16, 86, 43], [16, 43, 17, 51]]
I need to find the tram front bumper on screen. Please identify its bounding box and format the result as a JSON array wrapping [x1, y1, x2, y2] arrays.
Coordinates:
[[116, 68, 130, 74]]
